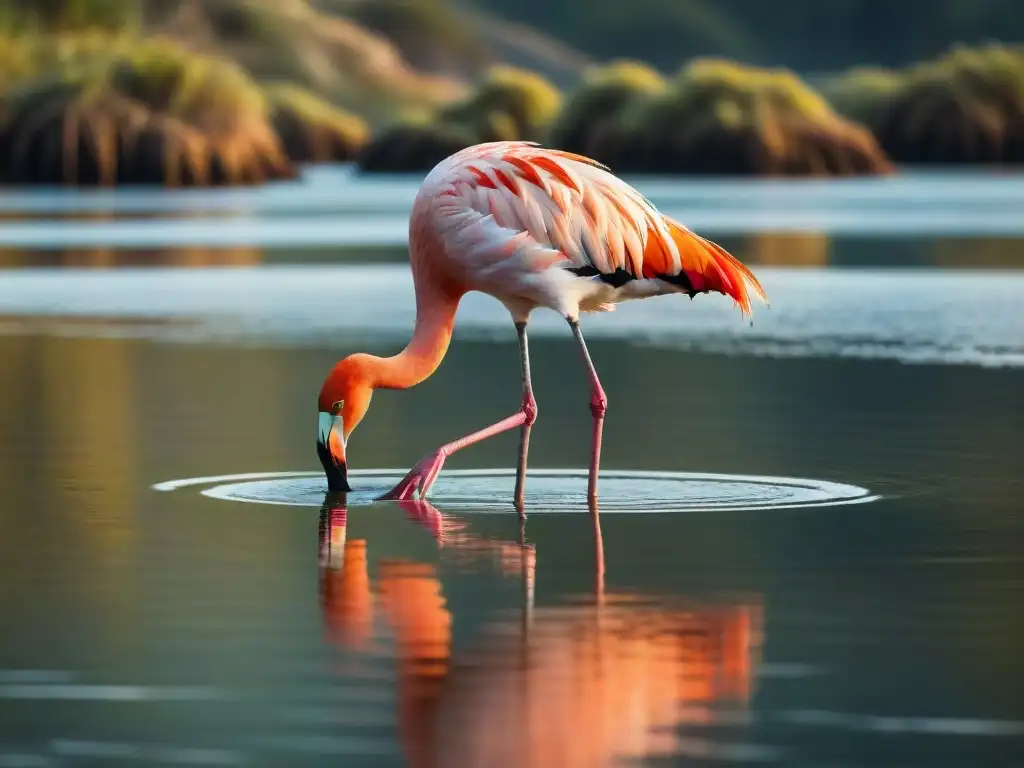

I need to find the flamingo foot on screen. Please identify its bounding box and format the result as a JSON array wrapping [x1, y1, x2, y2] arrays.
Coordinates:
[[378, 450, 447, 501]]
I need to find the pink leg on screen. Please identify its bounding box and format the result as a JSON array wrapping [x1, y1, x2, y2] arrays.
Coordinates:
[[378, 322, 538, 503], [512, 321, 536, 510], [569, 319, 608, 499]]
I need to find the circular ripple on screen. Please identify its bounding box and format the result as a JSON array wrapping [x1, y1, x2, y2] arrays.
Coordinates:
[[153, 468, 880, 514]]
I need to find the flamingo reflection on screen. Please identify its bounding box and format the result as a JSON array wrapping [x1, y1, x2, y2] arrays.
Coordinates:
[[317, 495, 762, 768]]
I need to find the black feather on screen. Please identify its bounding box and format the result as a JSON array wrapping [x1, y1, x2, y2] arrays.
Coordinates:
[[654, 271, 698, 296], [566, 265, 636, 288]]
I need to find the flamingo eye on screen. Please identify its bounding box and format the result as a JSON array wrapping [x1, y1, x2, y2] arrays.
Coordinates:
[[332, 400, 344, 414]]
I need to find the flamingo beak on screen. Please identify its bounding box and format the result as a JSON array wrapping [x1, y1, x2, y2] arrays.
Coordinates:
[[317, 411, 350, 493]]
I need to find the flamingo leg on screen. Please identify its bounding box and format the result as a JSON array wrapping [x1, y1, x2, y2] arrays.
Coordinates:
[[378, 322, 538, 504], [568, 319, 608, 500], [512, 321, 535, 510]]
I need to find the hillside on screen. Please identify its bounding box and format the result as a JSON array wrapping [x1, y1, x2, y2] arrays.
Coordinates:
[[466, 0, 1024, 75], [152, 0, 467, 124], [311, 0, 592, 86]]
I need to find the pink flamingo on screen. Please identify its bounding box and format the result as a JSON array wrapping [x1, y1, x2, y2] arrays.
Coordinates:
[[317, 141, 768, 504]]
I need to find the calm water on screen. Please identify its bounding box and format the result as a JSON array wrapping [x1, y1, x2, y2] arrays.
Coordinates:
[[0, 168, 1023, 767]]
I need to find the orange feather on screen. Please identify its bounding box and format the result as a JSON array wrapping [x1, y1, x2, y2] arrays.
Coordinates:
[[657, 217, 769, 318]]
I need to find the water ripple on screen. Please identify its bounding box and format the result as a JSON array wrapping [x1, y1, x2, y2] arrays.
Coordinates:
[[153, 469, 880, 513]]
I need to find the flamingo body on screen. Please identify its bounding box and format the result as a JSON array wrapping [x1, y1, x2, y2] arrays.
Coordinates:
[[317, 142, 768, 504], [414, 141, 767, 322]]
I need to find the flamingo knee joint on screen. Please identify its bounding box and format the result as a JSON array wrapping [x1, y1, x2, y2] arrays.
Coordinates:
[[522, 394, 539, 426]]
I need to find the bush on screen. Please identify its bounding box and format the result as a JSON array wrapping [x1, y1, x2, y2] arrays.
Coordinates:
[[0, 36, 295, 185], [356, 66, 560, 173], [354, 118, 478, 173], [266, 83, 368, 162], [171, 0, 466, 125], [438, 65, 561, 140], [0, 0, 141, 33], [595, 58, 893, 176], [867, 44, 1024, 165], [547, 60, 666, 157], [0, 36, 43, 96], [819, 66, 903, 124]]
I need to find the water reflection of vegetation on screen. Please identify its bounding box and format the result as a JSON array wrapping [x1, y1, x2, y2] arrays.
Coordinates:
[[0, 244, 264, 268], [317, 496, 762, 766], [931, 238, 1024, 269], [5, 233, 1023, 271], [0, 335, 142, 665], [737, 233, 830, 267], [0, 335, 35, 565]]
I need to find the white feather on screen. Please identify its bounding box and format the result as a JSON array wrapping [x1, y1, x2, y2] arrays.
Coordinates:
[[416, 141, 690, 320]]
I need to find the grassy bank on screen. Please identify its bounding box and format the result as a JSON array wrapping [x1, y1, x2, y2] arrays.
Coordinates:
[[823, 43, 1024, 165], [1, 9, 1019, 185], [567, 59, 892, 175], [0, 35, 295, 185], [357, 65, 561, 172], [356, 58, 892, 176], [266, 83, 368, 163], [0, 32, 374, 185], [357, 43, 1024, 175], [0, 0, 454, 185]]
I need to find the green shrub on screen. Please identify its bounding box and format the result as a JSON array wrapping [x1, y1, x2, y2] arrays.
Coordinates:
[[438, 65, 561, 140], [868, 43, 1024, 165], [0, 0, 140, 34], [191, 0, 466, 126], [356, 66, 560, 173], [819, 66, 903, 124], [0, 36, 295, 185], [547, 60, 666, 156], [596, 58, 893, 176], [266, 83, 368, 162], [354, 118, 478, 173]]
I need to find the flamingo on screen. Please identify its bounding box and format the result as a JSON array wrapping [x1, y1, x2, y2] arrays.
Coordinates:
[[317, 141, 768, 504]]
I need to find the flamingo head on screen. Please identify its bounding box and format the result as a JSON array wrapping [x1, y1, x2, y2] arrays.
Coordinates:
[[317, 357, 374, 493]]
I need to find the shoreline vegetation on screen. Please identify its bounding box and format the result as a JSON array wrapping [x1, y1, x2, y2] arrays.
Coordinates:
[[0, 2, 1020, 185]]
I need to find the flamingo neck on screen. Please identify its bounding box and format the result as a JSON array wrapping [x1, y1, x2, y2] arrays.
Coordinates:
[[369, 277, 462, 391]]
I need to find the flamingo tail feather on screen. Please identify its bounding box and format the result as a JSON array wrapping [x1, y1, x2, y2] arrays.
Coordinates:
[[660, 217, 769, 318]]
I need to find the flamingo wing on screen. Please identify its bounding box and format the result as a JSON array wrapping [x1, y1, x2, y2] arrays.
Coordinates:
[[424, 141, 768, 318]]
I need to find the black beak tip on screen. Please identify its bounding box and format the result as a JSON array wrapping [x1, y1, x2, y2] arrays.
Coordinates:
[[317, 442, 351, 493], [326, 471, 351, 494]]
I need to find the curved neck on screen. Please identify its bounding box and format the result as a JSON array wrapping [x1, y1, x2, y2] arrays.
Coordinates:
[[369, 275, 462, 391]]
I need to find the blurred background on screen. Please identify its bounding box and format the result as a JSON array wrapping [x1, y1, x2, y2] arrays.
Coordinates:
[[0, 1, 1023, 767], [0, 0, 1022, 180]]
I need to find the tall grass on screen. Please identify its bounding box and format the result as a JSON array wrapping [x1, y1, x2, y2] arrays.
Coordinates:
[[265, 82, 368, 162], [0, 35, 294, 185]]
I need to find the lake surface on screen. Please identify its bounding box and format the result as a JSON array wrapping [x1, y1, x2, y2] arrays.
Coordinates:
[[0, 168, 1022, 767]]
